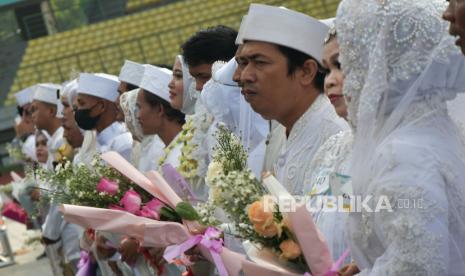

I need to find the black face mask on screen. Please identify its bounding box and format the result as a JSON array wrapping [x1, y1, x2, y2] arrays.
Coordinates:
[[74, 104, 101, 130]]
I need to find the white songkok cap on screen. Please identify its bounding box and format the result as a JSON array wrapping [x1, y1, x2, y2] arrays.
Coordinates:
[[140, 65, 172, 103], [15, 85, 36, 107], [77, 73, 120, 102], [118, 60, 145, 86], [235, 4, 329, 63], [33, 83, 61, 105]]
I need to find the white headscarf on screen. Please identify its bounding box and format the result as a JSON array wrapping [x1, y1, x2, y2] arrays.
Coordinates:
[[119, 89, 144, 142], [338, 0, 465, 273], [176, 55, 198, 115], [61, 79, 84, 134], [200, 60, 240, 132], [62, 79, 78, 107]]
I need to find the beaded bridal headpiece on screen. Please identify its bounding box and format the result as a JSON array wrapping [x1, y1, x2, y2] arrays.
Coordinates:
[[336, 0, 465, 195], [336, 0, 452, 127]]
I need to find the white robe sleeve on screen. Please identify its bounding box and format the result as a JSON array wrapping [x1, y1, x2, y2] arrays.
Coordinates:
[[111, 133, 133, 162]]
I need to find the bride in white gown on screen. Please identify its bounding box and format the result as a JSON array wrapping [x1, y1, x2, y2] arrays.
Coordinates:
[[306, 19, 353, 264], [336, 0, 465, 274]]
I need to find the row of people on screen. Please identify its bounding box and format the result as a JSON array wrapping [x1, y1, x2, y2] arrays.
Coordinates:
[[7, 0, 465, 275]]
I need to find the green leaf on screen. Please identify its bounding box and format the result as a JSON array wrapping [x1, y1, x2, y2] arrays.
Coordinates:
[[160, 206, 181, 222], [175, 201, 200, 221]]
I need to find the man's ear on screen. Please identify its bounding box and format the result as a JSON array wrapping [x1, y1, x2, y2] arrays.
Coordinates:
[[49, 104, 58, 117], [97, 99, 107, 113], [157, 104, 165, 119], [299, 59, 318, 87]]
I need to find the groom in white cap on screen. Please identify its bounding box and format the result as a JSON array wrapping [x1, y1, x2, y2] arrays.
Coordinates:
[[31, 83, 82, 275], [75, 72, 134, 276], [75, 73, 133, 161], [235, 4, 349, 195], [13, 86, 40, 230], [31, 83, 66, 169], [14, 86, 37, 161]]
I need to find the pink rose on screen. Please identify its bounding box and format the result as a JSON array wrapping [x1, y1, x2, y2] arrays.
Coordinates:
[[96, 178, 119, 196], [138, 199, 164, 220], [120, 190, 142, 214]]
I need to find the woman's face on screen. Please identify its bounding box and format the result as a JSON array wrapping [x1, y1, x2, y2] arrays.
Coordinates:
[[168, 59, 184, 110], [136, 90, 162, 135], [444, 0, 465, 54], [323, 38, 348, 119], [35, 134, 48, 164]]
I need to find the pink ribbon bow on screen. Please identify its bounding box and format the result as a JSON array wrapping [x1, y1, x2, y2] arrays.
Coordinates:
[[163, 227, 227, 276], [304, 248, 350, 276], [76, 250, 94, 276]]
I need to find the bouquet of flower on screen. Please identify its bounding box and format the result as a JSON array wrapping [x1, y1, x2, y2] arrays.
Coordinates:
[[37, 155, 181, 222], [96, 151, 246, 276], [202, 125, 337, 275]]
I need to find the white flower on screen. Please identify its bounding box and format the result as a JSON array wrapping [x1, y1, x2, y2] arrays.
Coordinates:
[[206, 161, 223, 185]]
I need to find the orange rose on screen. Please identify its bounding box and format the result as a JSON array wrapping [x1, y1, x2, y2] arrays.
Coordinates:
[[248, 200, 274, 226], [279, 239, 302, 260], [253, 222, 279, 238]]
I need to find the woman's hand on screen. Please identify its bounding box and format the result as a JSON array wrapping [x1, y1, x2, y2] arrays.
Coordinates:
[[338, 263, 360, 276], [95, 234, 117, 260], [119, 237, 140, 266]]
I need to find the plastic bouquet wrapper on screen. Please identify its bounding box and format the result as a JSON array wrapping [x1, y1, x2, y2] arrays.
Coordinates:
[[239, 174, 349, 276], [60, 204, 190, 248], [101, 152, 181, 208], [101, 151, 246, 276], [199, 126, 339, 275]]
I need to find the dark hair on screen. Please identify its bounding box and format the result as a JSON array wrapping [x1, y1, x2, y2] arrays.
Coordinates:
[[126, 83, 138, 91], [35, 130, 48, 142], [181, 25, 238, 66], [277, 45, 326, 93], [142, 90, 185, 125]]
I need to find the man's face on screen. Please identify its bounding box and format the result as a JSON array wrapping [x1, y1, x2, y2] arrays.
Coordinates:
[[232, 45, 244, 86], [236, 41, 300, 121], [444, 0, 465, 54], [188, 63, 212, 91], [61, 96, 83, 148], [75, 94, 104, 130], [31, 100, 56, 130], [16, 103, 35, 135], [61, 96, 73, 128], [76, 94, 103, 113]]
